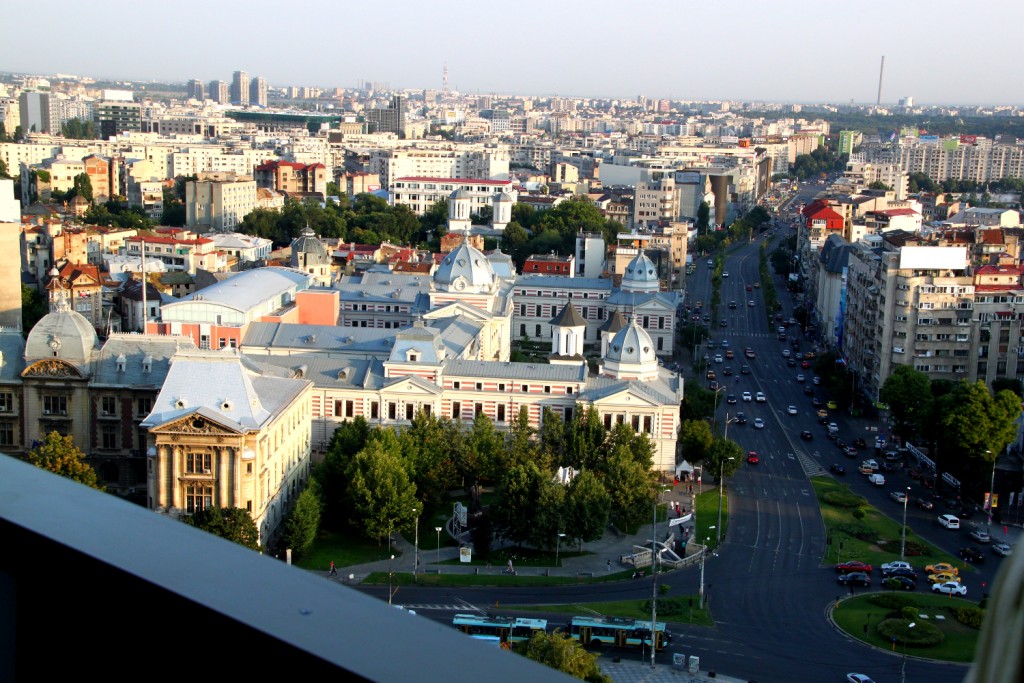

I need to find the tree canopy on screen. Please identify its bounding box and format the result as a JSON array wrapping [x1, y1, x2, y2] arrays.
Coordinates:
[[880, 365, 934, 439], [516, 630, 612, 683], [186, 506, 261, 550], [24, 431, 102, 489]]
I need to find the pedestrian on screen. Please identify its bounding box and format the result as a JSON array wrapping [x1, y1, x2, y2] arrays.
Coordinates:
[[607, 559, 612, 572], [328, 561, 337, 577]]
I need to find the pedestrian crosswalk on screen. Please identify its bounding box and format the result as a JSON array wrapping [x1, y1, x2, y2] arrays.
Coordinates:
[[794, 449, 826, 477]]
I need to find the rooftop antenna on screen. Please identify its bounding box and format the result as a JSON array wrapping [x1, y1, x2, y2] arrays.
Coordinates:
[[876, 56, 885, 106]]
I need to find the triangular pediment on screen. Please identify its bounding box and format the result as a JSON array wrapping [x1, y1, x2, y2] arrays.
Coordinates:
[[381, 374, 442, 395], [424, 300, 493, 322], [582, 385, 661, 408], [22, 358, 86, 380], [148, 410, 244, 436]]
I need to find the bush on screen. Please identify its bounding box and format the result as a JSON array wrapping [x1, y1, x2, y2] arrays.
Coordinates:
[[852, 508, 865, 520], [951, 606, 984, 629], [646, 597, 689, 616], [877, 618, 944, 647], [823, 490, 866, 508], [901, 606, 919, 621], [877, 539, 929, 557], [834, 522, 876, 542], [868, 593, 914, 610], [659, 583, 671, 596]]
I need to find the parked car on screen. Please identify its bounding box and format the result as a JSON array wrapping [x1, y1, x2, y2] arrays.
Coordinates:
[[885, 576, 917, 591], [992, 542, 1013, 557], [932, 581, 967, 596], [958, 546, 986, 564], [927, 572, 960, 585], [830, 463, 846, 476], [837, 572, 871, 586], [836, 560, 873, 574], [884, 568, 919, 581], [846, 674, 875, 683], [969, 529, 991, 544], [924, 562, 959, 576], [881, 560, 914, 573]]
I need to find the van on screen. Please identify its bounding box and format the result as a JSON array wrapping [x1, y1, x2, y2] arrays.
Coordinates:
[[868, 473, 885, 486], [938, 514, 960, 529]]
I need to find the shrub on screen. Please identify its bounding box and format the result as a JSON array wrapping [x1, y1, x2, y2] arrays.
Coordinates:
[[869, 593, 914, 610], [659, 583, 671, 596], [646, 597, 689, 616], [852, 508, 865, 520], [900, 606, 919, 621], [823, 490, 866, 508], [877, 618, 944, 647], [951, 606, 984, 629]]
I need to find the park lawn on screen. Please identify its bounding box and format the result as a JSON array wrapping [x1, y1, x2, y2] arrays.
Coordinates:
[[520, 599, 714, 627], [831, 592, 980, 663], [812, 478, 965, 572], [695, 489, 727, 551], [295, 529, 401, 571]]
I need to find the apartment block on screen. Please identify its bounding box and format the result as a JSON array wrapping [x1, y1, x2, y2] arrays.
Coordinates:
[[185, 172, 258, 232]]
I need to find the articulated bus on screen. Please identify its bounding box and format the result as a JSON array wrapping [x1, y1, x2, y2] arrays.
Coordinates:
[[452, 614, 547, 645], [567, 616, 672, 651]]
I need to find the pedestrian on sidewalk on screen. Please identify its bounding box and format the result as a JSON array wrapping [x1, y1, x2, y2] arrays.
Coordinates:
[[328, 561, 338, 577], [607, 559, 611, 572]]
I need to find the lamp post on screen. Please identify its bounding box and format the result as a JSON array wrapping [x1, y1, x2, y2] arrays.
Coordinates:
[[413, 507, 419, 580], [711, 387, 724, 434], [699, 531, 712, 609], [900, 622, 916, 683], [388, 553, 395, 605], [555, 531, 566, 567], [716, 456, 735, 545], [650, 494, 658, 670], [900, 486, 910, 560], [435, 526, 442, 568], [986, 450, 995, 533]]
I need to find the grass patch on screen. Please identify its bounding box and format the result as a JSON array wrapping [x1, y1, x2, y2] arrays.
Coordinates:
[[811, 478, 964, 571], [694, 489, 727, 551], [362, 570, 638, 588], [831, 592, 980, 662], [520, 598, 713, 626], [293, 528, 402, 571]]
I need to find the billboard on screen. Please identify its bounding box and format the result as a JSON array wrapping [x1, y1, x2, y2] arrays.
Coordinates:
[[960, 135, 978, 145], [898, 246, 967, 271]]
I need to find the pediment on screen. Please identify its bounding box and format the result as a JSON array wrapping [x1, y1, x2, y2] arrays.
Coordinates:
[[424, 301, 492, 322], [586, 386, 661, 408], [149, 412, 243, 436], [22, 358, 86, 380], [381, 374, 442, 395]]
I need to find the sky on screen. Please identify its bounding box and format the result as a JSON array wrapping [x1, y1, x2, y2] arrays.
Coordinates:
[[3, 0, 1023, 106]]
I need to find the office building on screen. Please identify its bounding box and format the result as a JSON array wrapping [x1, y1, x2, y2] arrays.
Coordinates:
[[249, 76, 268, 108], [187, 79, 205, 101], [207, 80, 229, 104], [231, 71, 250, 106]]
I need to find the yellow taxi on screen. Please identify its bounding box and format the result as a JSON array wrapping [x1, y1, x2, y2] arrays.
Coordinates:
[[927, 572, 961, 585], [924, 562, 959, 576]]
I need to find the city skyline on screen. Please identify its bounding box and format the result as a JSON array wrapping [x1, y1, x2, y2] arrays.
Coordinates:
[[3, 0, 1024, 106]]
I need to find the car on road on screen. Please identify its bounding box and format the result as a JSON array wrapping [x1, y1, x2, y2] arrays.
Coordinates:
[[959, 547, 986, 564], [755, 391, 766, 402], [890, 491, 907, 504], [853, 437, 867, 449], [969, 529, 991, 544], [812, 376, 821, 385], [748, 300, 755, 307], [881, 560, 914, 573], [729, 301, 737, 309], [714, 354, 723, 363], [927, 572, 960, 585], [868, 473, 885, 486], [932, 581, 967, 596], [884, 576, 917, 591], [836, 561, 873, 574], [787, 357, 797, 367], [924, 562, 959, 576], [800, 430, 813, 440], [992, 542, 1012, 557], [753, 418, 765, 429], [844, 447, 859, 458], [754, 282, 760, 288], [747, 451, 759, 464], [830, 463, 846, 476], [735, 412, 747, 425], [846, 674, 875, 683], [801, 360, 812, 368], [708, 380, 719, 390], [726, 394, 737, 404], [746, 285, 753, 292], [837, 572, 871, 586], [742, 391, 752, 402], [722, 271, 729, 278], [915, 498, 935, 511], [937, 514, 960, 529], [795, 374, 805, 383], [811, 397, 823, 407], [720, 340, 730, 348], [719, 320, 728, 327], [741, 364, 751, 374], [786, 405, 798, 415], [722, 366, 733, 376], [706, 260, 713, 267], [826, 400, 837, 409], [725, 349, 734, 359], [744, 348, 756, 359]]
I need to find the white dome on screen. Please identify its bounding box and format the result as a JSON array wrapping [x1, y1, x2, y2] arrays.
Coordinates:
[[25, 308, 98, 364], [620, 252, 660, 293], [606, 319, 657, 365], [433, 241, 495, 291]]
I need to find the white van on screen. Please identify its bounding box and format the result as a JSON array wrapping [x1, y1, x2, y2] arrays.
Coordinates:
[[938, 514, 960, 529]]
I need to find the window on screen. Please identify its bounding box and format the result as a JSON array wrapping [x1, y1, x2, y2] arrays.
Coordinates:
[[643, 416, 653, 433], [631, 415, 640, 431], [246, 462, 253, 474], [0, 421, 13, 446], [497, 404, 506, 422], [0, 392, 13, 412], [565, 387, 573, 395], [371, 402, 379, 419], [544, 385, 551, 394], [406, 403, 415, 420], [186, 484, 213, 514], [43, 395, 67, 416], [388, 402, 397, 420], [101, 396, 116, 416], [186, 452, 212, 474], [521, 385, 528, 392], [476, 382, 483, 391], [475, 403, 483, 417], [452, 401, 461, 419], [345, 400, 355, 418], [603, 414, 612, 430], [199, 334, 211, 350], [101, 424, 117, 449], [137, 397, 152, 417], [498, 383, 506, 392], [453, 381, 461, 390]]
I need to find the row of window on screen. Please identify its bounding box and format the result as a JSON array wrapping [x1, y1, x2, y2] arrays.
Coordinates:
[[516, 290, 606, 299]]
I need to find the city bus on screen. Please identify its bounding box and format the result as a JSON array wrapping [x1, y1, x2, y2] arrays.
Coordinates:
[[567, 616, 672, 651], [452, 614, 547, 645]]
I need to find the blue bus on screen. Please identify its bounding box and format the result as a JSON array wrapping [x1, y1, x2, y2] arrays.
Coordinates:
[[567, 616, 671, 651], [452, 614, 547, 645]]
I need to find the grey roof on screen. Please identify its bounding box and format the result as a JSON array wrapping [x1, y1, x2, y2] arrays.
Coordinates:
[[142, 348, 311, 431], [291, 226, 330, 265], [443, 358, 588, 382], [487, 249, 516, 279], [25, 308, 98, 366], [171, 267, 313, 314], [120, 279, 164, 302], [514, 275, 612, 291], [606, 290, 680, 309], [819, 234, 854, 274], [433, 241, 496, 289], [0, 331, 26, 382], [606, 320, 657, 365], [599, 310, 628, 334], [245, 354, 381, 391], [577, 374, 680, 405], [91, 333, 197, 387], [620, 252, 660, 292], [550, 302, 587, 328], [389, 323, 446, 364]]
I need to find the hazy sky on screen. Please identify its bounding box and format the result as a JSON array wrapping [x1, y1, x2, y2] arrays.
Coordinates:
[[3, 0, 1023, 105]]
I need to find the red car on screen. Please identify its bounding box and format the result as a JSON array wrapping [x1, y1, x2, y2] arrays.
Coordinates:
[[836, 561, 873, 574], [801, 360, 811, 368], [747, 451, 759, 464]]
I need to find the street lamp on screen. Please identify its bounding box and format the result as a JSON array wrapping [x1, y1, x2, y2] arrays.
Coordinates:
[[435, 526, 442, 568], [723, 412, 738, 442], [986, 450, 995, 533], [554, 531, 566, 567], [711, 387, 724, 434], [900, 486, 910, 560], [388, 553, 395, 605], [900, 622, 916, 683], [716, 456, 736, 545], [699, 531, 712, 609], [413, 507, 419, 580]]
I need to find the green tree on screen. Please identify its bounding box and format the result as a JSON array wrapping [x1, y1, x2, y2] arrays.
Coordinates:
[[24, 431, 102, 489], [282, 481, 322, 556], [937, 381, 1020, 476], [346, 439, 419, 542], [186, 506, 261, 550], [400, 410, 460, 510], [490, 463, 546, 547], [603, 445, 654, 530], [463, 409, 504, 484], [516, 630, 612, 683], [868, 180, 891, 191], [880, 365, 933, 439], [315, 418, 372, 530], [71, 172, 93, 202], [61, 118, 95, 140], [566, 406, 607, 471], [696, 201, 711, 231], [504, 406, 543, 471], [537, 406, 568, 468], [705, 438, 744, 481], [22, 284, 47, 334], [679, 383, 717, 423], [678, 419, 714, 465], [562, 469, 610, 550]]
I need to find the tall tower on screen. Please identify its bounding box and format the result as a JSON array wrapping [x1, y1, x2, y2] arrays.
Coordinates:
[[232, 70, 250, 106], [876, 56, 885, 106], [443, 62, 450, 99]]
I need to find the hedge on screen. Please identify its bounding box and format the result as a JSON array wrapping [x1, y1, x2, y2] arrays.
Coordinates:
[[877, 617, 944, 647], [951, 606, 984, 629]]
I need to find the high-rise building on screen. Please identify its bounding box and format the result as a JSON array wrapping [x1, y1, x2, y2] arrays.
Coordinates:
[[94, 99, 142, 138], [364, 95, 406, 138], [208, 80, 229, 104], [249, 76, 268, 108], [231, 70, 250, 106], [188, 79, 205, 101], [18, 91, 57, 134]]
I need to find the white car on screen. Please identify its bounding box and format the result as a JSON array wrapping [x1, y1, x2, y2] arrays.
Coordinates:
[[782, 349, 791, 358], [755, 391, 766, 402], [890, 491, 907, 504], [714, 354, 723, 363], [881, 560, 914, 574], [742, 391, 753, 402], [932, 581, 967, 596], [748, 300, 755, 307], [795, 374, 805, 383], [721, 340, 730, 348], [969, 529, 991, 544], [753, 418, 765, 429], [992, 542, 1012, 557], [786, 405, 798, 415], [812, 376, 821, 385], [846, 675, 876, 683], [722, 271, 729, 277], [868, 473, 885, 486]]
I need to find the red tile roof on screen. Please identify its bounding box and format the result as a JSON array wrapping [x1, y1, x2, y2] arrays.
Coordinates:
[[976, 265, 1024, 275], [872, 208, 918, 217], [980, 229, 1004, 245]]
